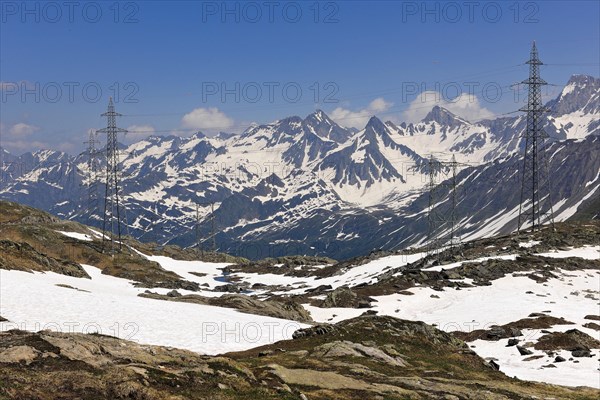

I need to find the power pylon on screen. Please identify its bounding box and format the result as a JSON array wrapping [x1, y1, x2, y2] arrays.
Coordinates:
[[97, 97, 128, 254], [428, 155, 460, 256], [83, 129, 100, 223], [517, 42, 555, 233]]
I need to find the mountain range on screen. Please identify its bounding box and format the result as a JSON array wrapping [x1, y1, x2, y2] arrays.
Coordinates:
[[1, 74, 598, 259]]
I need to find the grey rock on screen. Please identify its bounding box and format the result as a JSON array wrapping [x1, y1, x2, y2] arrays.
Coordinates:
[[517, 346, 533, 356], [572, 349, 591, 358], [488, 360, 500, 370]]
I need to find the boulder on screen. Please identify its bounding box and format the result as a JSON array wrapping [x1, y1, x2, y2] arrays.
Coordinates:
[[572, 349, 591, 358], [293, 324, 336, 339], [0, 345, 39, 365], [306, 284, 333, 293], [321, 287, 358, 308], [312, 340, 407, 367], [488, 359, 500, 370], [517, 346, 533, 356], [321, 287, 374, 309], [214, 283, 243, 293], [534, 329, 600, 352]]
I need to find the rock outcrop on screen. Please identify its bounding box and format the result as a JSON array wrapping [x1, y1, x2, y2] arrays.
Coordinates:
[[1, 316, 598, 399]]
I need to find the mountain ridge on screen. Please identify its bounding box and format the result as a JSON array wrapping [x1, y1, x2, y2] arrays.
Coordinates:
[[0, 74, 598, 259]]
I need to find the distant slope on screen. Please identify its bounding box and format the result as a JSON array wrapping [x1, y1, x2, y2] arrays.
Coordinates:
[[0, 75, 598, 259]]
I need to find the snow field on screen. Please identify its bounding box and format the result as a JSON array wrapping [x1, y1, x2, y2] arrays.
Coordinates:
[[2, 238, 598, 387], [0, 264, 307, 355], [305, 268, 600, 388]]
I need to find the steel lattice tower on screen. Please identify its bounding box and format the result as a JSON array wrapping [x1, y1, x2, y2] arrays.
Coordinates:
[[517, 42, 555, 233], [97, 97, 127, 254], [427, 155, 459, 256]]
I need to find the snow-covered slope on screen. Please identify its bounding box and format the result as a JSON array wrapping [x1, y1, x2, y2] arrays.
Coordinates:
[[0, 75, 598, 258], [305, 265, 600, 388], [5, 240, 594, 387], [0, 258, 307, 355]]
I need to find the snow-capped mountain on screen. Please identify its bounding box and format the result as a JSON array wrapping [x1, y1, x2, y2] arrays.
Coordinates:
[[1, 75, 598, 259]]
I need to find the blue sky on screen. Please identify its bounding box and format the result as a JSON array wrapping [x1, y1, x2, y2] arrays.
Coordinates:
[[1, 0, 598, 154]]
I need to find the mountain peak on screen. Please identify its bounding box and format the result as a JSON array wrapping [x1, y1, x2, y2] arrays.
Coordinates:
[[422, 106, 455, 124], [303, 109, 353, 143], [566, 74, 597, 86], [422, 106, 465, 125], [216, 131, 236, 140], [365, 116, 386, 131], [276, 116, 303, 130], [304, 109, 330, 123], [313, 109, 327, 118], [548, 75, 599, 116], [191, 131, 206, 139], [305, 109, 341, 126], [559, 75, 599, 97]]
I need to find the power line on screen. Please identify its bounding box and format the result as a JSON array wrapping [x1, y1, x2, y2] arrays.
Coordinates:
[[121, 63, 527, 112], [125, 83, 526, 124], [118, 63, 538, 127], [544, 63, 600, 66]]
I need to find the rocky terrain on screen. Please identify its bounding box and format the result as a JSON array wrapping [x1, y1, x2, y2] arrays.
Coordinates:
[[217, 221, 600, 301], [1, 202, 599, 397], [2, 315, 598, 400], [0, 200, 245, 287], [138, 292, 313, 323]]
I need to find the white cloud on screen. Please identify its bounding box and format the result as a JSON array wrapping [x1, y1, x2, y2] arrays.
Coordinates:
[[330, 97, 393, 129], [0, 122, 76, 154], [8, 122, 39, 137], [0, 124, 44, 154], [0, 122, 43, 153], [402, 91, 494, 123], [181, 107, 234, 131], [368, 97, 393, 112]]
